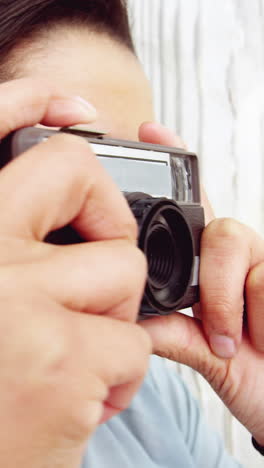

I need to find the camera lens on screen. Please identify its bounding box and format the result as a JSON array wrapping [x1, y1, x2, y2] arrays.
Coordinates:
[[147, 223, 176, 289], [125, 193, 195, 315]]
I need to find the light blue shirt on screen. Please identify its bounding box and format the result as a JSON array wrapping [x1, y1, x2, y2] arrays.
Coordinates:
[[81, 356, 243, 467]]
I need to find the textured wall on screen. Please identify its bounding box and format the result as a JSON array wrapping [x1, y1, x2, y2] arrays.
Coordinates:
[[128, 1, 264, 467]]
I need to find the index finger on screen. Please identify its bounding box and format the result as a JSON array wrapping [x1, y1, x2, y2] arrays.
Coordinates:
[[0, 78, 137, 242], [0, 77, 97, 137], [0, 133, 137, 242]]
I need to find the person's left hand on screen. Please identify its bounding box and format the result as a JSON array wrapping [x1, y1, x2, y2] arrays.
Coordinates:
[[139, 121, 264, 447]]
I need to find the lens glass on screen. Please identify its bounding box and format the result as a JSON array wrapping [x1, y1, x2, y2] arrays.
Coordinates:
[[147, 223, 179, 289]]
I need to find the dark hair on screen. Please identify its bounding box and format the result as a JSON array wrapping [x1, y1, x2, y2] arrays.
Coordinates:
[[0, 0, 134, 74]]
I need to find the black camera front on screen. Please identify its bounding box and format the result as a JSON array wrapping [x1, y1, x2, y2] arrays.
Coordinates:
[[0, 126, 205, 317], [126, 193, 198, 316]]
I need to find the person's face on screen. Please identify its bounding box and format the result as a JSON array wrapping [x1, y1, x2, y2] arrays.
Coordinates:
[[13, 25, 155, 140]]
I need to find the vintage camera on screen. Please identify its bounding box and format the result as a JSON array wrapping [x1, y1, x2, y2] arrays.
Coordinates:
[[0, 126, 205, 316]]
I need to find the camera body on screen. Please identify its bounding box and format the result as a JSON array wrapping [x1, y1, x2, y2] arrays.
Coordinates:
[[0, 126, 205, 316]]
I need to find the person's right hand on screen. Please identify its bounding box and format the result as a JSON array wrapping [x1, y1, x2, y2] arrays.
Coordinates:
[[0, 79, 151, 468]]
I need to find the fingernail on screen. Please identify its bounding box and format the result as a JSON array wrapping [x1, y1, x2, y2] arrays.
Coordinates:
[[50, 96, 97, 122], [73, 96, 97, 115], [209, 335, 236, 359]]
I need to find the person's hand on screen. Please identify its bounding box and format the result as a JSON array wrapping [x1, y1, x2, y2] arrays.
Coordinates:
[[0, 79, 151, 468], [140, 121, 264, 447]]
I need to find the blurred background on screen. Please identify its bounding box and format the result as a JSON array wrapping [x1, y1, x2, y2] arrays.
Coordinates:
[[128, 1, 264, 466]]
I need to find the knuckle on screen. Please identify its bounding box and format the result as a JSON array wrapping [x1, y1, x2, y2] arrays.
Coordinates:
[[110, 216, 138, 244], [25, 79, 52, 109], [38, 134, 139, 243], [204, 218, 244, 247], [127, 244, 148, 277], [47, 133, 93, 163], [26, 320, 71, 383], [117, 240, 146, 268], [137, 247, 148, 276], [65, 399, 103, 440], [38, 133, 95, 191], [118, 242, 147, 291], [122, 213, 138, 242]]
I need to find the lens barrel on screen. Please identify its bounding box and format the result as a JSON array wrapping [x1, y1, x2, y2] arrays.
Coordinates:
[[125, 192, 195, 315]]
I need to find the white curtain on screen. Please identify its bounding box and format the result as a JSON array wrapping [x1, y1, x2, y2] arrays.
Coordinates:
[[128, 1, 264, 467]]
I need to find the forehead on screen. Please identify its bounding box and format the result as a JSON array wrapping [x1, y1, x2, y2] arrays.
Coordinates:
[[14, 27, 154, 139]]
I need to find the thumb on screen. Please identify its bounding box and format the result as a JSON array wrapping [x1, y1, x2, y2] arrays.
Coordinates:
[[140, 313, 221, 375]]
